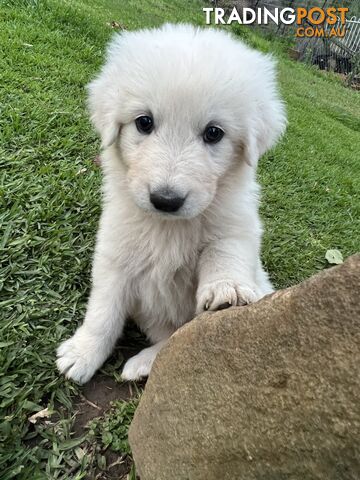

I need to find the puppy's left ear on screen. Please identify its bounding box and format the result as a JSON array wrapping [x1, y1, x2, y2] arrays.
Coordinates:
[[242, 57, 287, 167], [87, 76, 121, 149]]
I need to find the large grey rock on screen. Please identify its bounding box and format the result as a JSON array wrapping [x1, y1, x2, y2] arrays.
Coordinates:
[[129, 256, 360, 480]]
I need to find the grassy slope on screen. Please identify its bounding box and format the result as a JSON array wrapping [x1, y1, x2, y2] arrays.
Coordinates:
[[249, 32, 360, 286], [0, 0, 359, 478]]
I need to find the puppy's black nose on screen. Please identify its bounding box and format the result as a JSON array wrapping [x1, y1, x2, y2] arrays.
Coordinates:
[[150, 189, 185, 213]]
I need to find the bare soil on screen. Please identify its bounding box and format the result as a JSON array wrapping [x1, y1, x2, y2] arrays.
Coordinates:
[[73, 372, 136, 479], [73, 326, 147, 479]]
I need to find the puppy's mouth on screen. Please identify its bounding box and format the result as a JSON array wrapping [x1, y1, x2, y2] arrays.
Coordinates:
[[148, 204, 193, 220]]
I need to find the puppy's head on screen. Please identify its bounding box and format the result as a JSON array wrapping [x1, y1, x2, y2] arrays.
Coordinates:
[[88, 24, 286, 218]]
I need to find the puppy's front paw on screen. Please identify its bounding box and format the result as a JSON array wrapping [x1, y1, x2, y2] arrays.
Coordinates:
[[196, 280, 260, 314], [56, 328, 107, 384]]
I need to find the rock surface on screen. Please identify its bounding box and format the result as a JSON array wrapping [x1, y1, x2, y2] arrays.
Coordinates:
[[129, 256, 360, 480]]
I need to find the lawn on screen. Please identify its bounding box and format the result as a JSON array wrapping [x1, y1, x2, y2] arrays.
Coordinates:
[[1, 0, 359, 478]]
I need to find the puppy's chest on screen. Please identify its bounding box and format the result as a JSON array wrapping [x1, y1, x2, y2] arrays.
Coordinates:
[[123, 221, 202, 283]]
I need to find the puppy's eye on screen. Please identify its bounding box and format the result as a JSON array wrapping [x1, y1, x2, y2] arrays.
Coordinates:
[[203, 125, 224, 144], [135, 115, 154, 134]]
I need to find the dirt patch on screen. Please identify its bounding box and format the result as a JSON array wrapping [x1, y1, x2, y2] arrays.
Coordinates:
[[72, 374, 134, 437], [73, 371, 144, 480], [71, 327, 147, 479], [25, 326, 146, 479]]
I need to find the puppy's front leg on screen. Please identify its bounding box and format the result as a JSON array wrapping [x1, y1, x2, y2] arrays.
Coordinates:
[[57, 258, 127, 384], [196, 237, 270, 314]]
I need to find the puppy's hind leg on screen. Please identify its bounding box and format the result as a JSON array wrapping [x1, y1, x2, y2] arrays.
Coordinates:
[[121, 339, 168, 381], [57, 259, 128, 384], [121, 322, 175, 381]]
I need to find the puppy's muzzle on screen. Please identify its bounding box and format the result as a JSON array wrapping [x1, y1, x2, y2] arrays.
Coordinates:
[[150, 188, 186, 213]]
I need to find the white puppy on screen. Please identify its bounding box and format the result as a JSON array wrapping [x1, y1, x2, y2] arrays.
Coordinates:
[[57, 24, 286, 383]]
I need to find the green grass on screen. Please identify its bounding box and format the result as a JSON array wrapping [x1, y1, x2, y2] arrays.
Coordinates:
[[88, 399, 139, 456], [1, 0, 359, 478]]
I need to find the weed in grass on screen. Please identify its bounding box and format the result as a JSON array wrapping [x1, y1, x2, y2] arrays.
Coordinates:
[[88, 399, 139, 455]]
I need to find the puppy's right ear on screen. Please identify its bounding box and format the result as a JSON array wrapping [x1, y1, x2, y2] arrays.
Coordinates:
[[87, 76, 120, 149]]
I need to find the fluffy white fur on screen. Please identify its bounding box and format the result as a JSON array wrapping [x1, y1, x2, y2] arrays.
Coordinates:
[[57, 24, 286, 383]]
